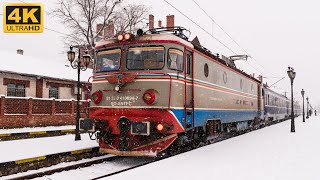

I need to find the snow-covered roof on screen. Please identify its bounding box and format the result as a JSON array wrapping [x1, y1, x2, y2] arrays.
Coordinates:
[[0, 50, 93, 82]]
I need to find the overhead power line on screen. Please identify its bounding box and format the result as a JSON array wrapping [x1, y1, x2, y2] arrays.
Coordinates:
[[192, 0, 247, 54], [163, 0, 237, 55], [163, 0, 265, 75], [191, 0, 268, 75]]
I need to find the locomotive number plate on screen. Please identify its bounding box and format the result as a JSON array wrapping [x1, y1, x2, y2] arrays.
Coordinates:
[[131, 122, 150, 136]]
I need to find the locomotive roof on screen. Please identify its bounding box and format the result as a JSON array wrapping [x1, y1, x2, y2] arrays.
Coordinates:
[[95, 32, 193, 48], [96, 27, 261, 83], [264, 86, 288, 99]]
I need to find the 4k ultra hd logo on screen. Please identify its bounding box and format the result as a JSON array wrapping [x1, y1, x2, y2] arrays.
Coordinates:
[[4, 3, 43, 33]]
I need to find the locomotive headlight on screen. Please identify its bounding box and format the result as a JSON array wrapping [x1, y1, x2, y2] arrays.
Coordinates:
[[91, 90, 103, 104], [114, 85, 120, 92], [124, 33, 133, 40], [156, 124, 164, 131], [142, 89, 158, 105], [117, 34, 124, 41]]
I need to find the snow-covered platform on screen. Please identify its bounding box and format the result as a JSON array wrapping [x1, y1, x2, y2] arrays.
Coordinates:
[[0, 125, 75, 134], [0, 134, 98, 163], [109, 116, 320, 180]]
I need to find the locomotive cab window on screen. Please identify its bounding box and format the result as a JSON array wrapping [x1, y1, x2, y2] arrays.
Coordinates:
[[168, 48, 184, 71], [96, 48, 121, 72], [127, 46, 165, 70]]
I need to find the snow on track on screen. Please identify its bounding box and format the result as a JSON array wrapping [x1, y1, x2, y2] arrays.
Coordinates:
[[0, 134, 98, 163], [32, 157, 153, 180], [107, 116, 320, 180]]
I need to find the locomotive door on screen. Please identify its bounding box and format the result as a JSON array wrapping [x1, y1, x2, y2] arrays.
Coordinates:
[[184, 50, 194, 129]]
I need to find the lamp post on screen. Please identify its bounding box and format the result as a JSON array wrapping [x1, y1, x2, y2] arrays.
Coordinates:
[[67, 46, 92, 141], [301, 89, 305, 122], [287, 67, 296, 132], [306, 97, 309, 119]]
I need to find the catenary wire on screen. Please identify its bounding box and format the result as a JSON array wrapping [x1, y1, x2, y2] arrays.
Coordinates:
[[191, 0, 268, 75], [163, 0, 265, 76], [163, 0, 237, 55]]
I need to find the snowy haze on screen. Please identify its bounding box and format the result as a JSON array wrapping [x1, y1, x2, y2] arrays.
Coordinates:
[[1, 0, 319, 108]]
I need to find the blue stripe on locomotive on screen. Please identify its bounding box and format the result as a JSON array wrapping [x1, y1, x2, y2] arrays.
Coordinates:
[[171, 109, 258, 128]]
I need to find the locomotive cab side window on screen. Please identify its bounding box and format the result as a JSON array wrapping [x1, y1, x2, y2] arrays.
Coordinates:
[[95, 48, 121, 72], [204, 63, 209, 77], [127, 46, 165, 70], [168, 48, 184, 72]]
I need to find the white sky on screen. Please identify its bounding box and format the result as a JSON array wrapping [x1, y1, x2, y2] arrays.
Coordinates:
[[1, 0, 319, 108]]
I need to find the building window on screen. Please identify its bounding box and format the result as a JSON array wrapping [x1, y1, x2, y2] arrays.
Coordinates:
[[7, 83, 25, 97], [49, 86, 59, 99]]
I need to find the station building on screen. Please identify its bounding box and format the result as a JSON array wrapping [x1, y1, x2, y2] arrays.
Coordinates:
[[0, 49, 92, 128]]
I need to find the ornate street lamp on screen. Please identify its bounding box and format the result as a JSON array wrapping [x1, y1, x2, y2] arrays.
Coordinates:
[[67, 46, 92, 141], [306, 97, 309, 119], [287, 67, 296, 132], [301, 89, 305, 122]]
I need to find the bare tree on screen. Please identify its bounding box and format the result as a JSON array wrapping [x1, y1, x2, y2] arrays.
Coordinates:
[[113, 4, 149, 34], [52, 0, 121, 49]]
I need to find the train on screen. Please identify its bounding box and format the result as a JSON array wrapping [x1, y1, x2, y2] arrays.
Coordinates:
[[80, 26, 301, 156]]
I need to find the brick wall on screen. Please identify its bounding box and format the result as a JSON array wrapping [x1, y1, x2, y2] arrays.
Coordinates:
[[166, 15, 174, 31], [149, 14, 154, 29], [0, 96, 89, 128]]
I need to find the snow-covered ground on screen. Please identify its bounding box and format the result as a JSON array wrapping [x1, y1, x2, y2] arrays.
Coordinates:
[[32, 157, 152, 180], [106, 116, 320, 180], [0, 125, 75, 134], [2, 116, 319, 180], [0, 134, 98, 163]]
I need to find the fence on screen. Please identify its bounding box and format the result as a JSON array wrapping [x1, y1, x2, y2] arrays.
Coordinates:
[[0, 96, 89, 128]]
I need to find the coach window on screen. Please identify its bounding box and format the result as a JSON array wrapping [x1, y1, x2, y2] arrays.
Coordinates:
[[96, 48, 121, 72], [168, 48, 184, 71], [127, 46, 165, 70]]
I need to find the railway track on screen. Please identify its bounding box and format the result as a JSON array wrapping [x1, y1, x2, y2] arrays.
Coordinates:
[[0, 147, 100, 177], [7, 155, 118, 180], [5, 155, 158, 180]]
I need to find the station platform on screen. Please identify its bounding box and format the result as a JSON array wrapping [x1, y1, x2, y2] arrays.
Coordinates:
[[0, 125, 75, 134], [0, 133, 98, 163]]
